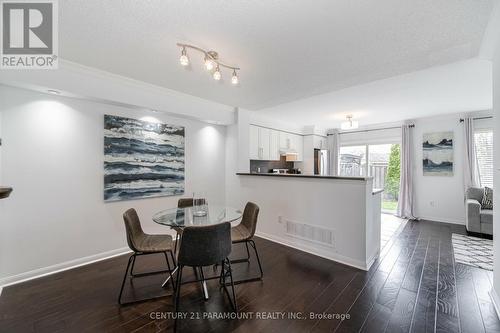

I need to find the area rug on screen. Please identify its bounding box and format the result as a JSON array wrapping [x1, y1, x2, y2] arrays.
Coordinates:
[[452, 233, 493, 271]]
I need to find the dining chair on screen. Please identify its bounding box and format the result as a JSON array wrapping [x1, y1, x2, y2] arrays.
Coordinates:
[[174, 222, 237, 331], [118, 208, 177, 305], [173, 198, 194, 254], [230, 202, 263, 283]]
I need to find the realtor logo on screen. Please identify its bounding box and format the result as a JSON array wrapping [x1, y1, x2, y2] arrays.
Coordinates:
[[1, 0, 58, 69]]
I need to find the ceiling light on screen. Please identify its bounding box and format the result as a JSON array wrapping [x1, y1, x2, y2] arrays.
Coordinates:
[[177, 43, 240, 86], [231, 70, 239, 85], [204, 56, 215, 71], [179, 47, 189, 66], [341, 115, 359, 130], [47, 89, 60, 95], [213, 65, 221, 80]]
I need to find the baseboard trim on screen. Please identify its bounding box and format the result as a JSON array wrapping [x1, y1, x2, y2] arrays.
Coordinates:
[[490, 288, 500, 320], [418, 215, 465, 225], [0, 247, 131, 289], [255, 231, 369, 271]]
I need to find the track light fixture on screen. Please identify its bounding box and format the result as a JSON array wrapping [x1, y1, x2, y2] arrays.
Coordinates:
[[177, 43, 240, 85]]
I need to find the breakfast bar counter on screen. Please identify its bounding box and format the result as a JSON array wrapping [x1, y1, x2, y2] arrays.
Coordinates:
[[230, 172, 382, 271]]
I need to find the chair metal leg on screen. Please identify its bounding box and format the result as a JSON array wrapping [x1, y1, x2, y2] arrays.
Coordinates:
[[119, 252, 177, 305], [249, 240, 264, 279], [221, 258, 238, 311], [118, 255, 134, 305], [219, 260, 225, 286], [199, 267, 209, 300], [230, 241, 251, 264], [169, 250, 177, 267], [228, 239, 264, 285], [164, 252, 176, 291], [174, 235, 179, 254], [129, 252, 173, 278], [129, 255, 137, 277], [174, 265, 183, 333]]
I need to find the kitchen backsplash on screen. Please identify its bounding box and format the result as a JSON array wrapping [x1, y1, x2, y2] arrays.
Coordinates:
[[250, 156, 294, 173]]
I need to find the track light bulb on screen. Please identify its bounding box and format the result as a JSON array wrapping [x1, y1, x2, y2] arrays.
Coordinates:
[[213, 66, 221, 80], [179, 47, 189, 66], [231, 70, 239, 85], [205, 57, 215, 71]]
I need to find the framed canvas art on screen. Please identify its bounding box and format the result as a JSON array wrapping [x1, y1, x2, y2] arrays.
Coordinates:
[[422, 131, 453, 176], [104, 115, 185, 201]]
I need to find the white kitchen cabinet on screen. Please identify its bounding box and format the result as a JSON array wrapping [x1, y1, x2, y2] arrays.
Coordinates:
[[269, 130, 280, 161], [290, 133, 303, 161], [249, 125, 260, 160], [313, 135, 328, 150], [279, 131, 291, 150], [250, 125, 303, 161], [249, 125, 279, 160], [259, 127, 270, 160]]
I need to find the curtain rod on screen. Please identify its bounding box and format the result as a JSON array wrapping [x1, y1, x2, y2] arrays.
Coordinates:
[[459, 116, 493, 122], [331, 124, 415, 135]]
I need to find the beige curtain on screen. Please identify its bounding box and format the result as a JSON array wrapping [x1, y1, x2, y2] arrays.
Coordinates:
[[397, 124, 417, 220], [462, 117, 480, 192], [327, 129, 340, 176]]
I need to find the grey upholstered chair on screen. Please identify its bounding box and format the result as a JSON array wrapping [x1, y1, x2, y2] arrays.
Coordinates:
[[230, 202, 263, 283], [174, 222, 237, 331], [466, 187, 493, 236], [172, 198, 194, 253], [118, 208, 176, 305]]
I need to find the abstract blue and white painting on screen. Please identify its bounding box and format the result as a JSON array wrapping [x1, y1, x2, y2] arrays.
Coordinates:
[[423, 131, 453, 176], [104, 115, 185, 201]]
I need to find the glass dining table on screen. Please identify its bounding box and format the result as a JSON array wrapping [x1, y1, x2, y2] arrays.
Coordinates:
[[152, 204, 243, 299], [152, 204, 243, 228]]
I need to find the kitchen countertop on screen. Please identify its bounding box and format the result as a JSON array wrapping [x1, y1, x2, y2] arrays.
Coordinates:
[[236, 172, 371, 181]]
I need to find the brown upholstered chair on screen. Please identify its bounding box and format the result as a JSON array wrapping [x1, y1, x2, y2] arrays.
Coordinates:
[[230, 202, 263, 283], [118, 208, 176, 305]]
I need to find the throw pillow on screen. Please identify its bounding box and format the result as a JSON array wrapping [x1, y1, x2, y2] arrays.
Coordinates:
[[481, 187, 493, 210]]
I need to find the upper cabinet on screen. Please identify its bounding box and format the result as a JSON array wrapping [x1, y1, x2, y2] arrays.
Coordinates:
[[249, 125, 303, 161], [249, 125, 260, 160], [313, 135, 328, 150], [269, 130, 280, 161], [289, 133, 303, 161], [249, 125, 279, 161]]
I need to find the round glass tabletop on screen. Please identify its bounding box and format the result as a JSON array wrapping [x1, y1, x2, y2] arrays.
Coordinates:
[[152, 204, 243, 228]]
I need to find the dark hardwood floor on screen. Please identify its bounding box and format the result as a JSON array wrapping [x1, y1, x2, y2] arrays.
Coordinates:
[[1, 219, 499, 332]]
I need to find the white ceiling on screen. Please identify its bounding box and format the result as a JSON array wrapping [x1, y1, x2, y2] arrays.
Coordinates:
[[59, 0, 495, 115], [257, 58, 493, 129]]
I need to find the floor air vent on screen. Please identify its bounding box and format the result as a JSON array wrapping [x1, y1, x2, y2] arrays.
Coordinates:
[[284, 218, 335, 248]]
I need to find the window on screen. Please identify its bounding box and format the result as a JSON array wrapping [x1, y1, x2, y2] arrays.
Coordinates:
[[339, 143, 400, 213], [474, 129, 493, 188]]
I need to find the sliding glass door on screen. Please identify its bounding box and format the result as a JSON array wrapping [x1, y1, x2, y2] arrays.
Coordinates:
[[340, 143, 400, 213], [339, 145, 367, 176]]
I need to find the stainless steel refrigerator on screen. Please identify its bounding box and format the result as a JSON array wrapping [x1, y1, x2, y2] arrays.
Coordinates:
[[314, 149, 329, 175]]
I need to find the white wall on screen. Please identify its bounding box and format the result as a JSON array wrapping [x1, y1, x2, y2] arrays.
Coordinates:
[[411, 113, 493, 224], [0, 86, 226, 283]]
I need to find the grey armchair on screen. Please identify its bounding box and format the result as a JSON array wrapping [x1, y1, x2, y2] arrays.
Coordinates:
[[466, 187, 493, 236]]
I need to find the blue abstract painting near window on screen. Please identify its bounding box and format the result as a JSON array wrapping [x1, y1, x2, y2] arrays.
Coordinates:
[[422, 131, 453, 176], [104, 115, 185, 201]]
